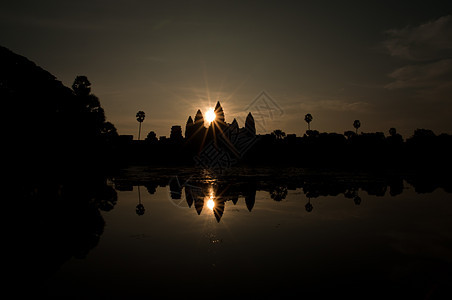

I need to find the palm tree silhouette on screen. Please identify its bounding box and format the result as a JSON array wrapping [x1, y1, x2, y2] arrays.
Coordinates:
[[353, 120, 361, 134], [305, 199, 313, 212], [272, 129, 286, 140], [136, 185, 145, 216], [136, 111, 145, 140], [304, 113, 313, 130], [270, 186, 288, 201]]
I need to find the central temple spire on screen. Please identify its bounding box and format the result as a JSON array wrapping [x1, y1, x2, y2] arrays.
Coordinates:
[[214, 101, 225, 123]]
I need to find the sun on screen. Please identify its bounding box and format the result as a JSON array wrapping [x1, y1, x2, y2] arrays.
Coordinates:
[[205, 108, 216, 124], [207, 198, 215, 210]]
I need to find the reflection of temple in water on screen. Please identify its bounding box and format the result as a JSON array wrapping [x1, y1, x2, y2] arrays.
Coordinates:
[[184, 182, 256, 222], [113, 170, 452, 221], [163, 173, 406, 220]]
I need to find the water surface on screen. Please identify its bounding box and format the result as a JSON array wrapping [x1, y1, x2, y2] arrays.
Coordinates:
[[39, 167, 452, 298]]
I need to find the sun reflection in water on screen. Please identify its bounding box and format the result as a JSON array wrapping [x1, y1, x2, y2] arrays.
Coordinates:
[[207, 198, 215, 210], [206, 185, 215, 210]]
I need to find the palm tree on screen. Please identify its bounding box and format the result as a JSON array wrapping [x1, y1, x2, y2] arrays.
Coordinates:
[[270, 186, 288, 202], [304, 113, 313, 130], [353, 120, 361, 134], [136, 111, 145, 140], [305, 199, 313, 212], [136, 185, 145, 216], [272, 129, 286, 140]]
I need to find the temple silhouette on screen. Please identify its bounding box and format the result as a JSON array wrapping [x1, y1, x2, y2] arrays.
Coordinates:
[[116, 102, 452, 172], [2, 43, 452, 173], [184, 101, 256, 153]]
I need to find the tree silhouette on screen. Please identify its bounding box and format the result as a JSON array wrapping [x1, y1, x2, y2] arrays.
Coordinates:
[[306, 129, 319, 138], [72, 75, 91, 96], [101, 121, 118, 138], [270, 186, 288, 201], [145, 131, 158, 143], [387, 127, 403, 145], [353, 120, 361, 134], [344, 130, 356, 140], [304, 113, 313, 130], [272, 129, 286, 140], [305, 200, 313, 212], [71, 76, 117, 140], [136, 111, 145, 140], [136, 185, 145, 216], [389, 128, 397, 137]]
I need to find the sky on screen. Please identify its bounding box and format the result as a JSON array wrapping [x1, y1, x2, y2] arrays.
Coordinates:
[[1, 0, 451, 138]]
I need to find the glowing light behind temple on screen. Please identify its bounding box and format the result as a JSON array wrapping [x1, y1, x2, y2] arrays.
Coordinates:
[[205, 107, 216, 124]]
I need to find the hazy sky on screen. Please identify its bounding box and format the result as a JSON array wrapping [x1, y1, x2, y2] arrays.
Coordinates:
[[1, 0, 451, 138]]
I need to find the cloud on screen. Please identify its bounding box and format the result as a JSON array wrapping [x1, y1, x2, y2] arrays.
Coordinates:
[[299, 99, 373, 114], [384, 15, 452, 61], [386, 59, 452, 89], [384, 15, 452, 99]]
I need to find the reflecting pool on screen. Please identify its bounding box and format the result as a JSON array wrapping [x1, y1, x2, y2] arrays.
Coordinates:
[[19, 167, 452, 299]]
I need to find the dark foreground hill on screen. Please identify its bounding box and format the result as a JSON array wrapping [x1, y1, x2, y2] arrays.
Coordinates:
[[1, 45, 117, 175]]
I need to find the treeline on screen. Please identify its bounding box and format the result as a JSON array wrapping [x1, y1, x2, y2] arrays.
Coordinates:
[[1, 46, 118, 173], [113, 128, 452, 171], [243, 128, 452, 170]]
